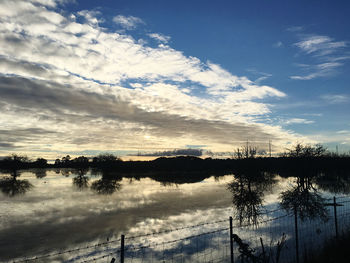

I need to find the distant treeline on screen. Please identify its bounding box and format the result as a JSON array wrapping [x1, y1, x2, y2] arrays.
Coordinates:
[[0, 144, 349, 174]]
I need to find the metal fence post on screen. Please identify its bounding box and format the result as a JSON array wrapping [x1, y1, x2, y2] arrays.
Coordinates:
[[230, 216, 234, 263], [121, 234, 125, 263], [294, 206, 299, 263], [334, 196, 339, 239]]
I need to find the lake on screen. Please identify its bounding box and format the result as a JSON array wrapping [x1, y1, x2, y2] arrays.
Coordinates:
[[1, 168, 350, 262]]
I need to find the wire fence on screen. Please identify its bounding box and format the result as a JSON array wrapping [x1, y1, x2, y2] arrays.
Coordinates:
[[10, 195, 350, 263]]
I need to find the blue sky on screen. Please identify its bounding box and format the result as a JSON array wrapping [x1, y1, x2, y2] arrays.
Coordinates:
[[0, 0, 349, 158]]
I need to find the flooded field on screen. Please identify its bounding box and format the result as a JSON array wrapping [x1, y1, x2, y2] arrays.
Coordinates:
[[1, 168, 350, 262]]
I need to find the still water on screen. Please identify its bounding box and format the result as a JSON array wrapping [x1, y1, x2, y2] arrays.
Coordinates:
[[0, 169, 349, 262]]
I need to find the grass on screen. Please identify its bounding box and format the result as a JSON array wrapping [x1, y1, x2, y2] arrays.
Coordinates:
[[306, 231, 350, 263]]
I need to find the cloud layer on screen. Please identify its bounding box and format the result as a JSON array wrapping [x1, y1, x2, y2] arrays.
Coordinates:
[[291, 34, 349, 80], [0, 0, 301, 157]]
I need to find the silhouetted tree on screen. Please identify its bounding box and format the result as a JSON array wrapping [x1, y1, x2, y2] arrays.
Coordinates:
[[61, 155, 71, 164], [285, 143, 327, 158], [34, 158, 47, 167], [234, 145, 258, 159], [92, 153, 119, 163], [73, 156, 89, 163]]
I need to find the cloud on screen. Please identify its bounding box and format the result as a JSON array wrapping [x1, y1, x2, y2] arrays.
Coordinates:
[[295, 35, 347, 56], [283, 118, 314, 125], [0, 75, 295, 154], [290, 62, 343, 80], [78, 10, 103, 25], [137, 148, 203, 157], [336, 130, 350, 134], [113, 15, 144, 29], [286, 26, 303, 32], [320, 94, 349, 104], [273, 41, 283, 48], [247, 68, 273, 84], [148, 33, 171, 43], [290, 34, 349, 80], [0, 0, 303, 156], [0, 142, 17, 148]]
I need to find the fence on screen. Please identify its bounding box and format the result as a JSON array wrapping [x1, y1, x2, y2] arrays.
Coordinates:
[[10, 195, 350, 263]]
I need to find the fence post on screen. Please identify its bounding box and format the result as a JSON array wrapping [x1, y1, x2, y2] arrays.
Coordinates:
[[230, 216, 234, 263], [334, 196, 339, 239], [120, 234, 125, 263], [294, 205, 299, 263]]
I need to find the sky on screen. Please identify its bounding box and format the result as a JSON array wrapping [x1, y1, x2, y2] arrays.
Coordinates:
[[0, 0, 349, 159]]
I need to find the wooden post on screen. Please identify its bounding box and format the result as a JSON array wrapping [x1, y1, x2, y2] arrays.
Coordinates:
[[294, 206, 299, 263], [120, 234, 125, 263], [230, 216, 234, 263], [334, 196, 339, 238], [325, 197, 343, 238]]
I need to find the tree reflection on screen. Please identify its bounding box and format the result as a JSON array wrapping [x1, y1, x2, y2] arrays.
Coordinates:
[[72, 168, 89, 190], [33, 169, 47, 179], [61, 169, 71, 177], [280, 175, 328, 221], [91, 170, 122, 195], [0, 170, 33, 197], [227, 170, 275, 226], [315, 171, 350, 194]]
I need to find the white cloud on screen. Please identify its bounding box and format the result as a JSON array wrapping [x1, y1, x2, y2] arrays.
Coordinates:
[[77, 10, 103, 25], [273, 41, 283, 48], [113, 15, 144, 30], [295, 35, 347, 56], [284, 118, 314, 125], [0, 0, 304, 156], [148, 33, 171, 43], [291, 34, 348, 80], [320, 94, 349, 104], [290, 62, 341, 80], [286, 26, 303, 32], [336, 130, 350, 134]]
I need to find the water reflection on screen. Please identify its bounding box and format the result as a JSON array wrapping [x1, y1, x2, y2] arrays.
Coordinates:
[[0, 170, 33, 197], [61, 169, 71, 177], [316, 171, 350, 194], [90, 170, 122, 195], [33, 169, 47, 179], [72, 168, 89, 190], [1, 167, 350, 262], [280, 175, 328, 221], [227, 169, 275, 226]]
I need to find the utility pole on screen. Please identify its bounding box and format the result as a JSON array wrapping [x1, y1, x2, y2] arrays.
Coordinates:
[[269, 140, 272, 157], [246, 140, 249, 158]]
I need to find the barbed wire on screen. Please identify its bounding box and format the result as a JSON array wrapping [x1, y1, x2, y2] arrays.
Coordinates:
[[232, 213, 292, 229], [260, 207, 284, 215], [10, 211, 293, 263], [78, 249, 120, 263], [125, 218, 228, 240], [334, 195, 350, 199], [126, 227, 229, 251], [11, 239, 121, 263], [338, 200, 350, 204], [125, 206, 289, 241]]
